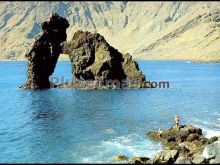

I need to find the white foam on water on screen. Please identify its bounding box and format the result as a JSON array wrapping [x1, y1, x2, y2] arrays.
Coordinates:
[[188, 117, 220, 139], [202, 128, 220, 139], [192, 123, 220, 139], [80, 133, 162, 163]]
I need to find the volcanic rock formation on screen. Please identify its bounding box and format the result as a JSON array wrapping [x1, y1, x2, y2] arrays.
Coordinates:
[[146, 125, 218, 164], [21, 15, 148, 89], [62, 30, 149, 89], [116, 125, 220, 164], [21, 13, 69, 89]]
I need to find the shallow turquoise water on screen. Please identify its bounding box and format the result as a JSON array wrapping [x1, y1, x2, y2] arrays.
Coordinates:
[[0, 60, 220, 163]]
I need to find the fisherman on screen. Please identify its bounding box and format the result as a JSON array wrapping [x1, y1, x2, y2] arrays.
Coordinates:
[[174, 115, 180, 129]]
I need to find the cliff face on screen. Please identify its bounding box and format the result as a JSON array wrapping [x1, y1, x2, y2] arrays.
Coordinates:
[[0, 1, 220, 61]]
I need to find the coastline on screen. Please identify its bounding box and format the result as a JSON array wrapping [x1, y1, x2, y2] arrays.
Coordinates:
[[1, 59, 220, 63], [115, 125, 220, 164]]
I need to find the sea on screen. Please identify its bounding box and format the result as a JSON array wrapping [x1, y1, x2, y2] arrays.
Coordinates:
[[0, 60, 220, 163]]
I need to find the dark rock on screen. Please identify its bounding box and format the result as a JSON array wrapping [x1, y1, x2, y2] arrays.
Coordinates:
[[21, 13, 69, 89], [144, 159, 153, 164], [199, 136, 209, 145], [129, 157, 151, 164], [209, 136, 218, 143], [62, 30, 149, 89], [186, 133, 200, 142], [180, 131, 188, 142], [167, 136, 176, 143], [181, 125, 202, 135]]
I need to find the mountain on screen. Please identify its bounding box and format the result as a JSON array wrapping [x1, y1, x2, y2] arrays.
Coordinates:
[[0, 1, 220, 61]]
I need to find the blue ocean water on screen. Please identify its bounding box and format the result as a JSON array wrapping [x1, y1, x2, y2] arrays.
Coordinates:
[[0, 60, 220, 163]]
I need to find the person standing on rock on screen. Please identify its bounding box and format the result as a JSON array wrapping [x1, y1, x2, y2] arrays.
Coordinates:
[[157, 128, 164, 138], [174, 115, 180, 129]]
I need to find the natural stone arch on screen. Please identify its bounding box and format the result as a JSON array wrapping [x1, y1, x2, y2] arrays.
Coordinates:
[[21, 13, 149, 89]]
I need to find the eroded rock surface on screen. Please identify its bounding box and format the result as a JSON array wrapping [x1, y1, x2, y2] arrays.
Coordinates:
[[21, 13, 69, 89], [62, 30, 149, 89]]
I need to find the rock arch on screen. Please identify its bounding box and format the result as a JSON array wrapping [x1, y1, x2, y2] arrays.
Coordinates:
[[21, 13, 149, 89]]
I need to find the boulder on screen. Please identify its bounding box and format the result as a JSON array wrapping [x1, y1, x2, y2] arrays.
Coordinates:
[[209, 136, 218, 143], [167, 136, 176, 143], [180, 131, 189, 142], [114, 155, 129, 161], [199, 136, 209, 145], [174, 156, 192, 164], [209, 157, 220, 164], [192, 154, 206, 164], [186, 134, 200, 142], [153, 150, 179, 164], [203, 141, 220, 163], [62, 30, 149, 89], [180, 125, 202, 136], [129, 157, 151, 164], [203, 142, 218, 159], [178, 143, 190, 154], [21, 13, 69, 89], [209, 158, 216, 164]]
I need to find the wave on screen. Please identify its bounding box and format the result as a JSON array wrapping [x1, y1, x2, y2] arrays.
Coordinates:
[[80, 133, 162, 163], [190, 123, 220, 139], [202, 128, 220, 139], [187, 117, 220, 138], [79, 124, 220, 163]]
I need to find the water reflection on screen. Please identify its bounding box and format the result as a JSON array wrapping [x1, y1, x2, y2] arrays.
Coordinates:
[[21, 90, 67, 163]]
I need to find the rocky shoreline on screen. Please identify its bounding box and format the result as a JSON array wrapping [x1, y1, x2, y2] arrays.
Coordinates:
[[115, 125, 220, 164]]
